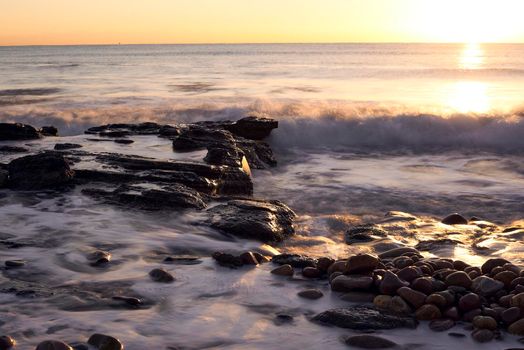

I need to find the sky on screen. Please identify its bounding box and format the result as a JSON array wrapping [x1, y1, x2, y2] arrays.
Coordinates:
[[1, 0, 524, 45]]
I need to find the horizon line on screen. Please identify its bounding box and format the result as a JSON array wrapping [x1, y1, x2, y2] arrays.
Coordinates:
[[1, 41, 524, 48]]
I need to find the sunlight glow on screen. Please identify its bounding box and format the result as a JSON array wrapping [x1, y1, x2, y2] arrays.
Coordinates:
[[446, 81, 490, 113], [460, 43, 484, 70]]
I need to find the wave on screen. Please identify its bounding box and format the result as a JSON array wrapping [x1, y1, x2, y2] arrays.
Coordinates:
[[1, 99, 524, 153]]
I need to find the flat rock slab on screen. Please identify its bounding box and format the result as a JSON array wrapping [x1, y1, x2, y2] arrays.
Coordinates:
[[312, 306, 418, 330]]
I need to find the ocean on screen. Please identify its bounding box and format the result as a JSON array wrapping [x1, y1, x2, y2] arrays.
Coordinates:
[[1, 43, 524, 349]]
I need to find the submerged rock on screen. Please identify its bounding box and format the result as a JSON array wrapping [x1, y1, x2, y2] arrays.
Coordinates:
[[87, 334, 123, 350], [441, 213, 468, 225], [312, 306, 417, 330], [343, 335, 397, 349], [223, 116, 278, 140], [149, 268, 175, 283], [271, 254, 317, 268], [54, 143, 83, 151], [0, 123, 40, 140], [271, 264, 294, 276], [8, 152, 75, 190], [207, 199, 295, 243], [35, 340, 73, 350]]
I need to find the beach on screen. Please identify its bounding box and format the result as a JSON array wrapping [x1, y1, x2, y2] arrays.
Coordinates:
[[0, 43, 524, 349]]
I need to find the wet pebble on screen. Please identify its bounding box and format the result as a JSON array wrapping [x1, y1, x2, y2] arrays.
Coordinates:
[[239, 251, 259, 265], [302, 267, 321, 278], [509, 319, 524, 335], [415, 304, 442, 320], [397, 287, 426, 308], [502, 307, 521, 325], [343, 334, 397, 349], [5, 260, 25, 268], [379, 271, 407, 295], [87, 250, 111, 266], [345, 254, 379, 274], [459, 293, 481, 311], [445, 271, 472, 288], [473, 316, 498, 330], [297, 289, 323, 300], [441, 213, 468, 225], [35, 340, 73, 350], [148, 268, 175, 283], [0, 336, 15, 349], [471, 329, 494, 343], [87, 334, 123, 350], [271, 264, 294, 276], [332, 275, 373, 292], [429, 319, 455, 332]]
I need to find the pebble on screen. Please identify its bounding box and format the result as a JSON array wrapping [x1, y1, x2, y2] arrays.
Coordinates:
[[373, 295, 393, 310], [411, 277, 434, 295], [463, 309, 482, 322], [148, 268, 175, 283], [239, 252, 259, 265], [5, 260, 25, 268], [426, 293, 447, 308], [379, 271, 407, 295], [390, 296, 412, 314], [112, 296, 142, 306], [35, 340, 73, 350], [343, 335, 397, 349], [448, 332, 466, 338], [511, 293, 524, 308], [429, 319, 455, 332], [378, 247, 419, 259], [509, 319, 524, 336], [459, 293, 481, 311], [471, 276, 504, 296], [253, 252, 270, 264], [471, 329, 494, 343], [481, 258, 510, 274], [340, 292, 376, 303], [502, 307, 521, 325], [441, 213, 468, 225], [87, 250, 111, 266], [302, 267, 321, 278], [331, 275, 373, 292], [274, 313, 294, 325], [87, 334, 123, 350], [473, 316, 498, 330], [494, 270, 517, 288], [397, 266, 422, 282], [271, 264, 294, 276], [297, 289, 323, 300], [445, 271, 472, 288], [345, 254, 379, 274], [0, 336, 15, 349], [397, 287, 426, 308], [415, 304, 442, 321], [443, 307, 460, 320], [316, 257, 335, 273]]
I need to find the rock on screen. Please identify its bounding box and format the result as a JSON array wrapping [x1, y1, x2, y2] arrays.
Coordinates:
[[340, 292, 376, 303], [297, 289, 323, 300], [378, 247, 419, 259], [272, 254, 317, 268], [398, 287, 427, 308], [87, 250, 111, 266], [113, 139, 134, 145], [274, 313, 294, 325], [148, 268, 175, 283], [8, 152, 75, 190], [397, 267, 422, 282], [511, 293, 524, 308], [54, 143, 82, 150], [111, 296, 142, 307], [425, 293, 447, 308], [316, 257, 335, 273], [239, 252, 259, 265], [342, 335, 397, 349], [390, 296, 412, 314], [345, 254, 379, 274], [40, 126, 58, 136], [0, 335, 15, 349], [212, 252, 243, 268], [481, 258, 510, 274], [271, 264, 294, 276], [379, 271, 407, 295], [0, 123, 40, 140], [472, 316, 497, 330], [448, 332, 466, 338], [0, 170, 7, 188], [471, 329, 494, 343], [471, 276, 504, 296], [5, 260, 26, 268], [83, 184, 207, 211], [415, 304, 442, 320], [345, 226, 387, 244], [494, 270, 517, 288], [445, 271, 472, 288], [207, 199, 295, 243], [302, 267, 321, 278], [441, 213, 468, 225], [222, 116, 278, 140], [331, 275, 373, 292], [87, 333, 123, 350], [509, 319, 524, 335], [411, 277, 434, 295], [429, 319, 455, 332], [373, 295, 393, 310], [312, 305, 417, 330], [502, 307, 521, 325], [0, 145, 29, 153], [463, 309, 482, 322], [35, 340, 73, 350], [443, 307, 460, 320], [459, 293, 481, 311]]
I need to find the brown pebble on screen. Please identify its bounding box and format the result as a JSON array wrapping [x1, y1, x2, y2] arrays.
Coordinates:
[[509, 319, 524, 335], [481, 258, 510, 274], [459, 293, 481, 311], [297, 289, 323, 300], [331, 275, 373, 292], [379, 271, 407, 295], [345, 254, 379, 274], [35, 340, 73, 350], [415, 304, 442, 321], [87, 333, 123, 350], [373, 295, 393, 310], [426, 293, 447, 308], [441, 213, 468, 225], [472, 316, 497, 330], [443, 306, 460, 320], [445, 271, 472, 288], [502, 307, 521, 325], [429, 319, 455, 332], [239, 252, 259, 265], [471, 329, 494, 343], [302, 267, 321, 278], [411, 277, 434, 295], [271, 264, 294, 276], [494, 270, 517, 288], [397, 287, 427, 308], [148, 268, 175, 283]]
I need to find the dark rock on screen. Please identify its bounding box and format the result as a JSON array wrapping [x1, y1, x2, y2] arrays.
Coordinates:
[[35, 340, 73, 350], [397, 287, 426, 308], [302, 267, 321, 278], [87, 333, 123, 350], [389, 296, 412, 314], [316, 257, 335, 273], [83, 184, 207, 211], [148, 268, 175, 283], [459, 293, 481, 311], [481, 258, 510, 274], [40, 126, 58, 136], [502, 307, 521, 325], [0, 145, 29, 153], [471, 276, 504, 296], [297, 289, 323, 300], [274, 313, 294, 325], [429, 319, 455, 332], [415, 304, 442, 320], [472, 316, 497, 330], [380, 271, 408, 295], [0, 335, 15, 349], [445, 271, 472, 288], [448, 332, 466, 338], [511, 293, 524, 308], [397, 267, 422, 282], [509, 319, 524, 335], [312, 305, 417, 330], [224, 116, 278, 140], [463, 309, 482, 322], [443, 307, 460, 320], [204, 145, 244, 167], [113, 139, 134, 144], [425, 294, 447, 308], [471, 329, 494, 343], [441, 213, 468, 225], [340, 292, 376, 303], [0, 123, 40, 140], [271, 264, 294, 276], [8, 152, 74, 190], [411, 277, 434, 295], [86, 250, 111, 266], [378, 247, 419, 259], [345, 226, 387, 244], [239, 252, 259, 265], [111, 296, 142, 307], [207, 199, 295, 243], [5, 260, 26, 268], [331, 275, 374, 292], [494, 270, 517, 288], [212, 252, 243, 268], [272, 254, 317, 268], [342, 335, 397, 349], [345, 254, 379, 274], [54, 143, 83, 150]]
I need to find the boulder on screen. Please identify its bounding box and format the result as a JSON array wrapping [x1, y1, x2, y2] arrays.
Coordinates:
[[342, 335, 397, 349], [224, 116, 278, 140], [8, 152, 74, 190], [312, 306, 417, 330], [345, 254, 379, 274], [0, 123, 40, 140]]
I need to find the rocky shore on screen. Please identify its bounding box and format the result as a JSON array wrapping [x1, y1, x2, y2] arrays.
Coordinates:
[[0, 118, 524, 349]]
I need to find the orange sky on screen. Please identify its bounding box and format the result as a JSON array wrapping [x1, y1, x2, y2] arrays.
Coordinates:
[[1, 0, 523, 45]]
